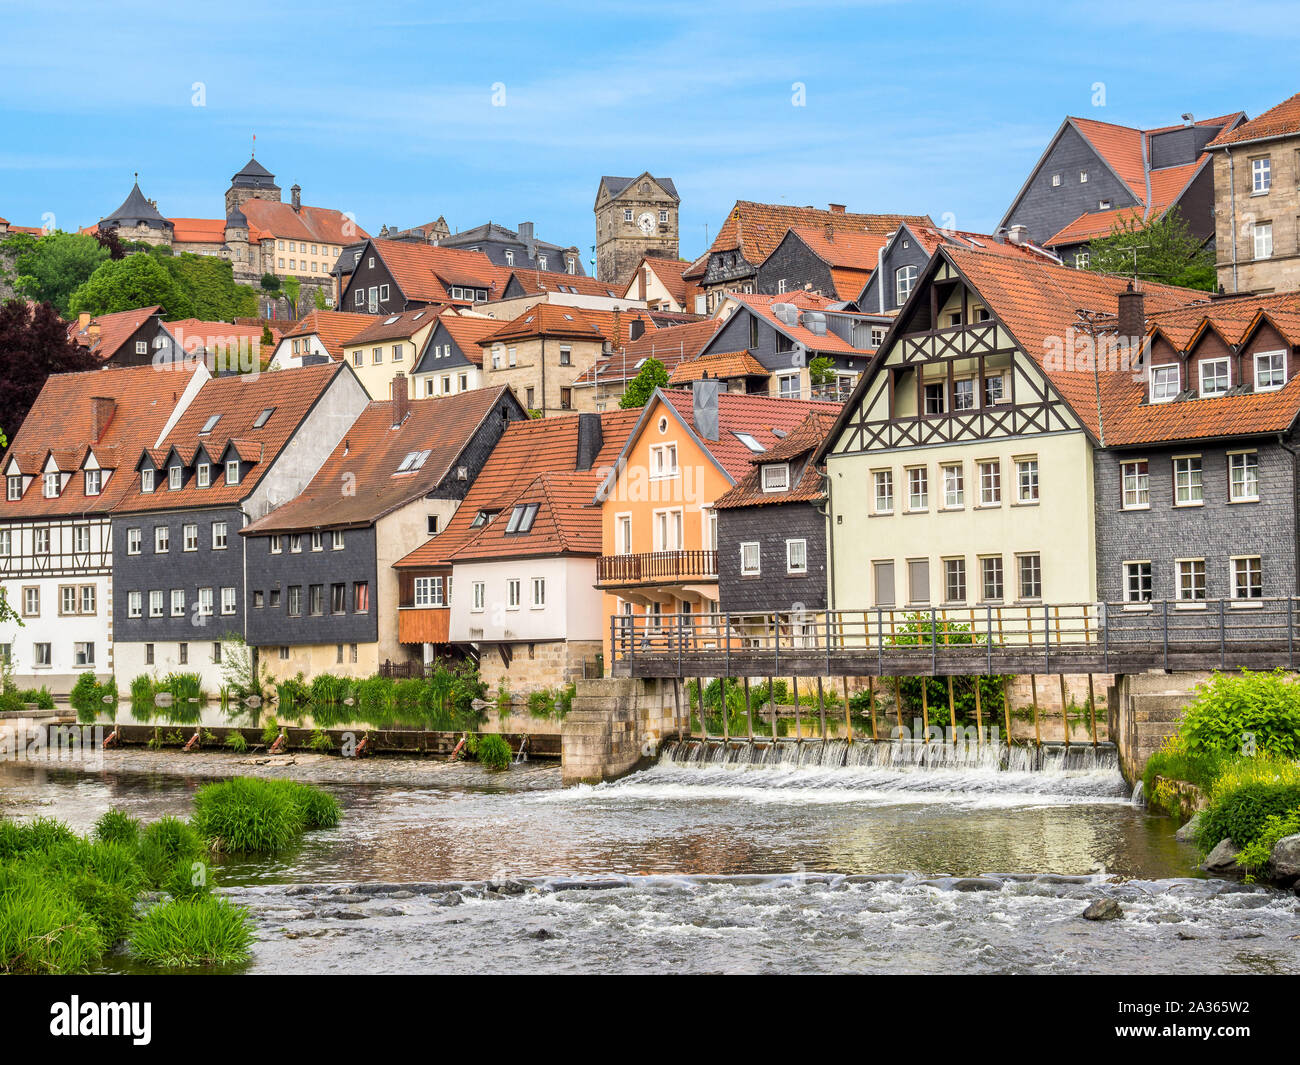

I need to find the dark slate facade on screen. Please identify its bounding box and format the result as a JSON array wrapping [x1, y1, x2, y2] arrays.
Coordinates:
[[112, 506, 247, 642], [1094, 436, 1299, 602], [244, 527, 379, 646], [705, 304, 876, 381], [755, 230, 837, 300], [856, 226, 932, 314], [412, 321, 478, 376], [717, 500, 827, 614], [439, 221, 583, 275]]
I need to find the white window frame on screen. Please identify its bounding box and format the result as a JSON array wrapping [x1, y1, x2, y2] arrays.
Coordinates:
[[1149, 364, 1179, 403], [531, 577, 546, 609], [1251, 156, 1271, 194], [906, 466, 928, 511], [740, 541, 760, 576], [1253, 221, 1273, 260], [761, 464, 790, 492], [1198, 357, 1230, 397], [1015, 457, 1039, 504], [941, 463, 963, 509], [978, 460, 1001, 506], [1173, 455, 1203, 507], [649, 442, 678, 480], [1228, 451, 1259, 503], [1121, 460, 1149, 510], [786, 538, 807, 575], [872, 469, 893, 513], [1254, 349, 1286, 391]]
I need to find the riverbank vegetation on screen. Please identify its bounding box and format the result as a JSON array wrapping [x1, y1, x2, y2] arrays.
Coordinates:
[[1144, 670, 1300, 878], [0, 776, 340, 973]]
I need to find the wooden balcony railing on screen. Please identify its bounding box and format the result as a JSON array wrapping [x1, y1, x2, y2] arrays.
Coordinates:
[[596, 550, 718, 587]]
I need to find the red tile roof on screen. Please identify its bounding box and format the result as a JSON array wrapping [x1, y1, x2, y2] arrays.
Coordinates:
[[113, 362, 344, 513], [480, 304, 657, 348], [624, 255, 695, 305], [345, 306, 439, 345], [435, 311, 503, 367], [366, 238, 502, 305], [723, 291, 878, 356], [68, 305, 162, 362], [668, 350, 769, 384], [395, 408, 640, 568], [241, 386, 516, 534], [1207, 94, 1300, 148], [239, 200, 367, 247], [0, 364, 201, 517], [573, 318, 720, 386], [280, 310, 378, 359], [713, 410, 836, 508]]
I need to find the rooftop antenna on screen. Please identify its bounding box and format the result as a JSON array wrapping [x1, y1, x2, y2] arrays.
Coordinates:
[[1075, 308, 1110, 447], [1112, 243, 1149, 286], [251, 132, 256, 158]]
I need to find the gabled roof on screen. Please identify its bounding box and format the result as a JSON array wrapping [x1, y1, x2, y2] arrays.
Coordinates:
[[480, 304, 657, 348], [344, 306, 439, 345], [625, 254, 695, 304], [239, 199, 367, 246], [667, 350, 769, 384], [395, 408, 640, 568], [1145, 290, 1300, 349], [1207, 93, 1300, 148], [685, 201, 931, 277], [241, 386, 517, 535], [0, 363, 204, 517], [426, 311, 500, 368], [598, 174, 679, 201], [280, 310, 378, 359], [68, 305, 163, 361], [572, 317, 721, 386], [163, 318, 280, 355], [713, 410, 836, 509], [715, 291, 878, 356], [504, 269, 621, 299], [362, 238, 501, 304], [114, 363, 344, 513]]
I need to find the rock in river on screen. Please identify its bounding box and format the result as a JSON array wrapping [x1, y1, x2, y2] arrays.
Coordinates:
[[1082, 898, 1123, 921], [1200, 838, 1242, 875], [1270, 834, 1300, 884], [1174, 814, 1202, 843]]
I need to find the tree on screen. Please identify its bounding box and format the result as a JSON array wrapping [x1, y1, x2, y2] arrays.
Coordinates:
[[94, 230, 128, 260], [12, 231, 110, 314], [156, 250, 256, 320], [68, 253, 192, 319], [313, 286, 328, 311], [281, 275, 301, 317], [1083, 206, 1215, 291], [0, 299, 100, 439], [808, 355, 833, 386], [260, 272, 281, 292], [619, 357, 669, 408]]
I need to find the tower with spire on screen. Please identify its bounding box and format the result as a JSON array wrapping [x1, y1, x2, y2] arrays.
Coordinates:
[[99, 175, 174, 247], [225, 153, 281, 216]]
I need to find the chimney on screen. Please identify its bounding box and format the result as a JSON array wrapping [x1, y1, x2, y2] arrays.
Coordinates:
[[828, 203, 846, 214], [1117, 282, 1145, 347], [824, 223, 834, 243], [518, 221, 534, 244], [692, 377, 720, 442], [638, 266, 648, 301], [391, 373, 409, 426], [91, 397, 116, 443], [576, 413, 603, 471], [88, 322, 101, 341], [629, 318, 645, 342], [78, 311, 91, 332], [1006, 224, 1028, 246], [291, 184, 301, 212]]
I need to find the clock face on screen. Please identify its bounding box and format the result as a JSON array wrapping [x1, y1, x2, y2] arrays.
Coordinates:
[[637, 212, 656, 235]]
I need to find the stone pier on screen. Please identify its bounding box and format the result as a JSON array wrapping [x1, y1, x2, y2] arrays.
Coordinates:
[[560, 676, 678, 786], [1108, 671, 1214, 785]]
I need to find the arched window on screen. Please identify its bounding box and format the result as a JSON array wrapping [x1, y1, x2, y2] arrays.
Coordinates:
[[895, 265, 918, 307]]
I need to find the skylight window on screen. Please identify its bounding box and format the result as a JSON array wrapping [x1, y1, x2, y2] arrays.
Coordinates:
[[395, 450, 432, 473], [199, 414, 221, 434], [734, 432, 765, 453], [384, 315, 400, 325], [470, 509, 497, 529], [505, 503, 539, 533], [253, 408, 275, 428]]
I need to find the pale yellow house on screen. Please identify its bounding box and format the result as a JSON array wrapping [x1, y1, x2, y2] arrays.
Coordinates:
[[340, 308, 441, 399]]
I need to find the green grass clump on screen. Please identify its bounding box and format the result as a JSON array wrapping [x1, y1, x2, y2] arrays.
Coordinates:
[[190, 777, 341, 854], [129, 895, 253, 968], [138, 816, 204, 888], [0, 862, 107, 974], [266, 779, 341, 829], [225, 731, 248, 752], [475, 733, 513, 771], [93, 808, 141, 847]]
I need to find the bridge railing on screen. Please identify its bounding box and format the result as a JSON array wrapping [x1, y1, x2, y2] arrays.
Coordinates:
[[609, 599, 1300, 676]]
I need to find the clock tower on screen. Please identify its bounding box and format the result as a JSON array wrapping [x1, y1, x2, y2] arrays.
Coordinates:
[[594, 172, 680, 287]]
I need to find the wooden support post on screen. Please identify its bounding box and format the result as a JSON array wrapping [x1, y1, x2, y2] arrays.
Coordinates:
[[673, 677, 683, 741], [721, 673, 729, 744], [1002, 676, 1012, 747], [744, 676, 753, 741], [1087, 673, 1098, 749], [1059, 674, 1070, 750], [1030, 674, 1041, 747], [946, 675, 956, 737], [792, 676, 802, 741], [893, 675, 904, 735], [696, 677, 706, 740], [920, 678, 929, 738], [816, 677, 827, 740], [843, 676, 854, 743], [768, 675, 776, 738], [974, 677, 983, 746]]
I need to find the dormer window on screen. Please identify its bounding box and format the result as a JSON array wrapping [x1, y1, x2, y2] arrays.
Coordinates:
[[225, 460, 240, 485], [6, 475, 21, 501], [1199, 357, 1230, 397], [196, 463, 210, 487], [1255, 350, 1286, 391], [761, 463, 790, 492], [168, 465, 182, 490], [505, 503, 539, 534], [84, 469, 102, 496], [43, 472, 60, 498], [141, 468, 155, 493], [1149, 365, 1179, 403], [199, 414, 221, 434]]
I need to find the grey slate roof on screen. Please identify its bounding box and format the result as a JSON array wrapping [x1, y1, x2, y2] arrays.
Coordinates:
[[599, 174, 679, 200], [231, 155, 278, 188], [102, 182, 172, 229]]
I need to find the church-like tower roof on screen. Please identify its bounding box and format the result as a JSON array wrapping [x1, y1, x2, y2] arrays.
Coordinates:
[[102, 180, 171, 229], [231, 155, 278, 189]]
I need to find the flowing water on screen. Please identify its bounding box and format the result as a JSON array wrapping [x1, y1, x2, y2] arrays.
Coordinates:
[[3, 740, 1299, 974]]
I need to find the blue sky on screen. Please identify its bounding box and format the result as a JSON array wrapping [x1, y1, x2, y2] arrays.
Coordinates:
[[1, 0, 1297, 265]]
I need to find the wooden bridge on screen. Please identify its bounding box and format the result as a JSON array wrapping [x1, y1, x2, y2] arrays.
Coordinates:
[[608, 600, 1300, 679]]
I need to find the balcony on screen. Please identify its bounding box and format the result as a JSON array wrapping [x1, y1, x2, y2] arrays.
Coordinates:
[[596, 550, 718, 589], [397, 606, 450, 644]]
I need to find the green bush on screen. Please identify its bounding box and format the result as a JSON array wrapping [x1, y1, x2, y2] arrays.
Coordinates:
[[138, 816, 204, 888], [70, 672, 115, 715], [1181, 670, 1300, 759], [129, 895, 253, 968], [191, 777, 302, 854], [225, 731, 248, 752], [475, 733, 513, 771], [93, 808, 141, 847], [1236, 809, 1300, 873], [1197, 781, 1300, 853]]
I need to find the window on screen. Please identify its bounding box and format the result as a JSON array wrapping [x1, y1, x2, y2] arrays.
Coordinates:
[[60, 586, 76, 615], [178, 642, 188, 665], [762, 464, 789, 492], [171, 589, 185, 617], [1173, 456, 1203, 506], [894, 265, 917, 307], [225, 460, 240, 485], [559, 345, 571, 366], [740, 541, 761, 576], [69, 640, 92, 669], [427, 514, 439, 536], [393, 344, 403, 363], [311, 531, 322, 552], [198, 587, 214, 617], [980, 556, 1004, 602], [270, 536, 283, 554], [413, 577, 444, 607], [906, 466, 928, 510], [560, 388, 572, 410], [34, 643, 51, 667], [35, 527, 49, 555], [287, 586, 303, 616], [1017, 553, 1042, 600], [23, 587, 39, 616], [6, 474, 20, 500], [1255, 350, 1286, 391], [331, 583, 346, 613], [650, 443, 678, 479], [212, 521, 228, 549], [43, 471, 60, 498], [1079, 170, 1089, 183], [942, 464, 964, 508], [200, 414, 221, 435], [1253, 221, 1273, 259], [1051, 173, 1062, 186], [85, 469, 102, 496], [953, 378, 975, 410], [978, 461, 1001, 505], [332, 530, 344, 550], [290, 534, 302, 553], [786, 539, 807, 575], [1121, 461, 1149, 509], [212, 642, 222, 664], [353, 581, 369, 613], [1124, 561, 1153, 603], [531, 578, 546, 608], [253, 408, 274, 428], [623, 208, 633, 222], [154, 526, 169, 553], [149, 590, 163, 618], [128, 591, 142, 618], [907, 559, 930, 604], [183, 523, 198, 551], [873, 470, 893, 513], [777, 373, 800, 399], [141, 468, 154, 493], [196, 463, 210, 487], [221, 587, 236, 615], [505, 503, 539, 533], [507, 578, 521, 608], [168, 465, 182, 490], [1232, 557, 1263, 600], [278, 646, 290, 661], [1015, 458, 1039, 503], [923, 382, 945, 415], [1199, 357, 1230, 397], [145, 643, 154, 665], [472, 581, 485, 612], [1149, 365, 1179, 403], [873, 560, 896, 607], [1177, 559, 1206, 602], [309, 584, 323, 615], [1229, 452, 1259, 502], [1252, 156, 1271, 194], [73, 525, 90, 553], [125, 527, 142, 555]]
